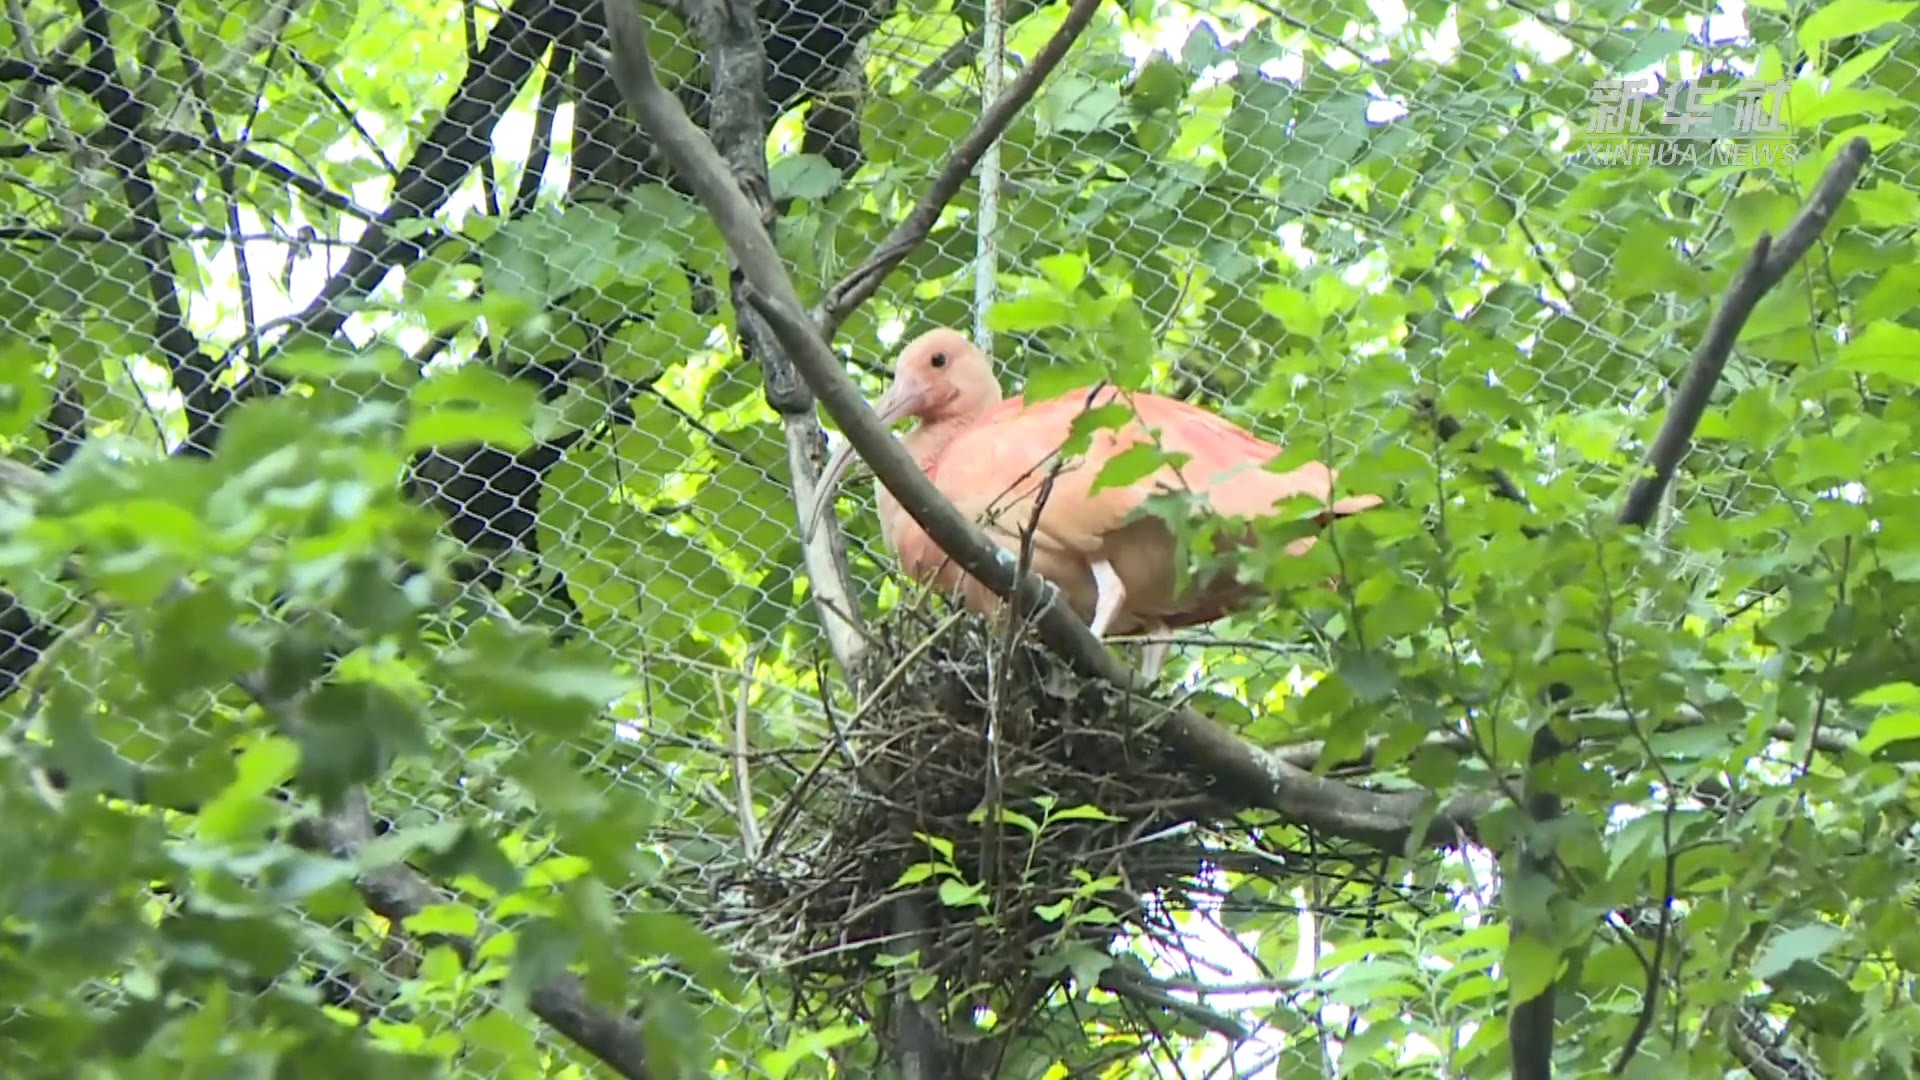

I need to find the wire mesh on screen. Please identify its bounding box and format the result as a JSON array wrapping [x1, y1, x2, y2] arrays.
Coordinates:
[[0, 0, 1911, 1075]]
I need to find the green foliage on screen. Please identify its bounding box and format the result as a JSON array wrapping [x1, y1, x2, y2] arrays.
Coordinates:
[[2, 0, 1919, 1073]]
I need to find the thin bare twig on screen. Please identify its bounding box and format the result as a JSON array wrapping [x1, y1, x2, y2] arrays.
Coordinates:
[[290, 51, 400, 179], [813, 0, 1106, 341], [758, 610, 971, 859]]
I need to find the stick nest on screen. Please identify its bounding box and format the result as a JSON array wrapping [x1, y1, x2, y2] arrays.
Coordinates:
[[741, 604, 1219, 1025]]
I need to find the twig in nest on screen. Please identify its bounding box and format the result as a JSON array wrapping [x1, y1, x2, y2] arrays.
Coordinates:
[[760, 610, 971, 858]]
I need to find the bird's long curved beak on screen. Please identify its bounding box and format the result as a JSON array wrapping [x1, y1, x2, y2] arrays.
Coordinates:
[[801, 387, 921, 542]]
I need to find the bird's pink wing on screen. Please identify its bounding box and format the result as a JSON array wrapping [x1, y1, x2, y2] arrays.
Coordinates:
[[926, 388, 1370, 555]]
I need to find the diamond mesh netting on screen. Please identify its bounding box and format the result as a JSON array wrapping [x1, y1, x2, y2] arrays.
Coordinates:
[[0, 0, 1913, 1075]]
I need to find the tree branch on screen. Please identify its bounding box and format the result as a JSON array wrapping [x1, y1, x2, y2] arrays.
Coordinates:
[[673, 3, 936, 1072], [1616, 136, 1872, 529], [510, 41, 571, 217], [195, 0, 574, 448], [0, 57, 102, 90], [813, 0, 1104, 341], [291, 792, 659, 1080], [1097, 963, 1252, 1042], [0, 225, 359, 244], [672, 0, 868, 672], [142, 130, 386, 222], [72, 0, 212, 452], [1506, 136, 1872, 1080], [1273, 707, 1862, 775], [600, 0, 1480, 855]]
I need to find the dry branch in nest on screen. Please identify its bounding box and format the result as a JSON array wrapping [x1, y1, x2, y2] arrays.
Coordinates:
[[738, 602, 1233, 1035]]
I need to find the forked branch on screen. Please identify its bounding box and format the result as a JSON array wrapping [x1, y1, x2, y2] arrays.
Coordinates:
[[814, 0, 1106, 340], [1617, 137, 1873, 529]]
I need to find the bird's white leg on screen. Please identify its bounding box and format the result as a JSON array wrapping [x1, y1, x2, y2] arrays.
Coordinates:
[[1138, 626, 1171, 680], [1088, 558, 1126, 639]]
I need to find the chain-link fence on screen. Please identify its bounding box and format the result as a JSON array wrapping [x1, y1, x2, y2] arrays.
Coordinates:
[[1, 0, 1914, 1074]]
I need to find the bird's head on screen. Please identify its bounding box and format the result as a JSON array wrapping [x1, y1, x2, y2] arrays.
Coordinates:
[[803, 327, 1003, 541], [875, 327, 1003, 425]]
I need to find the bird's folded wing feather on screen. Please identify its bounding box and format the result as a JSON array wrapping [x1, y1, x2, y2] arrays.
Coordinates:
[[925, 388, 1365, 555]]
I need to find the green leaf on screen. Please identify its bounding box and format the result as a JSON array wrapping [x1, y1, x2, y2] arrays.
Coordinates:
[[1042, 74, 1126, 133], [141, 587, 269, 701], [1047, 804, 1124, 823], [41, 681, 141, 799], [1614, 28, 1691, 74], [624, 907, 738, 994], [1752, 922, 1846, 979], [1059, 941, 1115, 990], [1836, 322, 1920, 382], [1335, 647, 1399, 703], [893, 862, 938, 887], [1090, 444, 1188, 493], [295, 681, 429, 807], [1797, 0, 1917, 51], [937, 878, 986, 908], [1260, 284, 1323, 338], [1857, 681, 1920, 706], [461, 1010, 545, 1077], [404, 365, 541, 452], [1856, 265, 1920, 323], [1035, 898, 1073, 922], [1061, 402, 1136, 456], [1023, 362, 1107, 403], [410, 293, 540, 340], [197, 736, 301, 843], [986, 293, 1075, 332], [770, 153, 842, 201], [266, 854, 360, 904], [970, 804, 1042, 835], [761, 1023, 868, 1080], [480, 202, 662, 303], [1128, 54, 1188, 112], [359, 822, 467, 872], [1181, 21, 1223, 70], [0, 341, 49, 438], [502, 919, 579, 1012], [1036, 252, 1089, 293], [432, 618, 639, 736], [404, 903, 482, 938], [163, 913, 302, 978], [1725, 191, 1802, 251], [1504, 933, 1560, 1005], [1847, 183, 1920, 227], [1858, 710, 1920, 755], [1831, 37, 1899, 89], [419, 827, 525, 898], [1222, 77, 1296, 185]]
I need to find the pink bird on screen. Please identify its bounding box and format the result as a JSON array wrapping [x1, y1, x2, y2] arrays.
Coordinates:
[[804, 328, 1382, 677]]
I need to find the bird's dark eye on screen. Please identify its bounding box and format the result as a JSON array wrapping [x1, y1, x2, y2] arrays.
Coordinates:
[[929, 352, 948, 369]]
